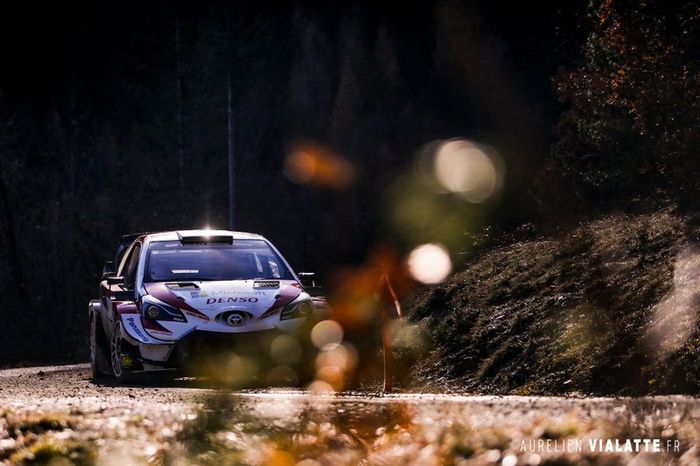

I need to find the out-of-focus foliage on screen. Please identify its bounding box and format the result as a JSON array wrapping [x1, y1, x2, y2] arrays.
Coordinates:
[[540, 0, 700, 212]]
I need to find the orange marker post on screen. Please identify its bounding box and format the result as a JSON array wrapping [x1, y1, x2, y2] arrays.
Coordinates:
[[375, 272, 403, 394]]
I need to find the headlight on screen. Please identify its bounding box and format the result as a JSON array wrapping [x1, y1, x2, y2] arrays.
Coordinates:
[[280, 300, 314, 321], [141, 297, 187, 322], [146, 305, 161, 319]]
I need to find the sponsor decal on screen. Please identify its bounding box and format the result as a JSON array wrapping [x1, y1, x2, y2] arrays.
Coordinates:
[[184, 310, 210, 321], [190, 290, 268, 299], [125, 317, 149, 341], [141, 318, 173, 334], [206, 296, 259, 304], [202, 290, 267, 297]]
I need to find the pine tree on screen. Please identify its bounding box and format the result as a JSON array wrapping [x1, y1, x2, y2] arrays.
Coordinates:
[[542, 0, 700, 211]]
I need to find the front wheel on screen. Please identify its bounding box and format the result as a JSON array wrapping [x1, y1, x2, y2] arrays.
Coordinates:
[[110, 319, 128, 382]]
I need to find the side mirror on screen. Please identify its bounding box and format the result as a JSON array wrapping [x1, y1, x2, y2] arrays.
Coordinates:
[[298, 272, 324, 297], [107, 276, 124, 286], [297, 272, 316, 287], [102, 261, 116, 279]]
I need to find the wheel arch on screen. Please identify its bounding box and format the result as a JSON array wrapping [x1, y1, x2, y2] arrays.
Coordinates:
[[88, 299, 101, 318]]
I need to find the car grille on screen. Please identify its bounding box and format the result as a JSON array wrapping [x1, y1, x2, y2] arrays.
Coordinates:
[[173, 329, 283, 361]]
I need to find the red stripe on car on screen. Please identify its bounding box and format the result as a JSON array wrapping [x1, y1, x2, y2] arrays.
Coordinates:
[[144, 283, 210, 321], [259, 284, 302, 319]]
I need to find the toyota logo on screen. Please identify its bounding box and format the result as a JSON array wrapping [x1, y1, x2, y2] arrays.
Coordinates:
[[226, 313, 245, 327]]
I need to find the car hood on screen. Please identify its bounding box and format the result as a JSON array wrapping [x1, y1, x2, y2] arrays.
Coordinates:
[[143, 280, 302, 320]]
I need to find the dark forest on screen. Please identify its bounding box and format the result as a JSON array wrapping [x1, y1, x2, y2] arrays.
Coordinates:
[[2, 0, 698, 366]]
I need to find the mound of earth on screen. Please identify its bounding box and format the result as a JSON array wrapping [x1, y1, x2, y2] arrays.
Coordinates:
[[408, 209, 700, 395]]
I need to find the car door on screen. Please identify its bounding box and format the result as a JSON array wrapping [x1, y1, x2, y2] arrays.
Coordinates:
[[100, 241, 142, 332]]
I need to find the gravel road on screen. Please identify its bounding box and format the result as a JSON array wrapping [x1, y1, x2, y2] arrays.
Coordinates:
[[0, 365, 699, 465]]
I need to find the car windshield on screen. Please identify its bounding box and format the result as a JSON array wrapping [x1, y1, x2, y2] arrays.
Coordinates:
[[144, 239, 293, 282]]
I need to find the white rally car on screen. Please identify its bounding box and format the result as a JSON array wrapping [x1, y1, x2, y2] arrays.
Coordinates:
[[88, 230, 321, 382]]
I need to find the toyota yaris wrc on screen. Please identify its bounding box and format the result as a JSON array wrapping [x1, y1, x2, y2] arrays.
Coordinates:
[[88, 230, 319, 382]]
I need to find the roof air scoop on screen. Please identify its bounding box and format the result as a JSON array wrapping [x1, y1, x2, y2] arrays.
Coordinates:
[[166, 282, 200, 289], [177, 231, 233, 245]]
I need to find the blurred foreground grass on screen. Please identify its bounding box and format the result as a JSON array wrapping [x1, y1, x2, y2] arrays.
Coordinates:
[[2, 392, 699, 465]]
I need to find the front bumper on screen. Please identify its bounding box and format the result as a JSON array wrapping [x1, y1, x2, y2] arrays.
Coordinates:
[[130, 325, 315, 374], [172, 328, 286, 365]]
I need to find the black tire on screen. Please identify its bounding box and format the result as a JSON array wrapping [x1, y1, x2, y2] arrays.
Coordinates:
[[109, 318, 129, 382], [89, 311, 109, 379]]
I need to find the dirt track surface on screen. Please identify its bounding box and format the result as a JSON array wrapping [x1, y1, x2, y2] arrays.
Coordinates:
[[1, 365, 699, 465]]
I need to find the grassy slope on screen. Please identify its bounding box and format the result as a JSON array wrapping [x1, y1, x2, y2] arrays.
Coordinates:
[[408, 210, 700, 395]]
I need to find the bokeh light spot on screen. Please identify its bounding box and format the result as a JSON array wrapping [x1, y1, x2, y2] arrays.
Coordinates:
[[407, 243, 452, 284], [270, 334, 302, 365], [310, 320, 344, 349], [296, 460, 322, 466], [648, 245, 700, 359], [284, 151, 317, 184], [316, 364, 344, 383], [390, 320, 427, 350], [307, 380, 336, 393], [283, 141, 355, 189], [433, 139, 503, 203], [265, 449, 295, 466]]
